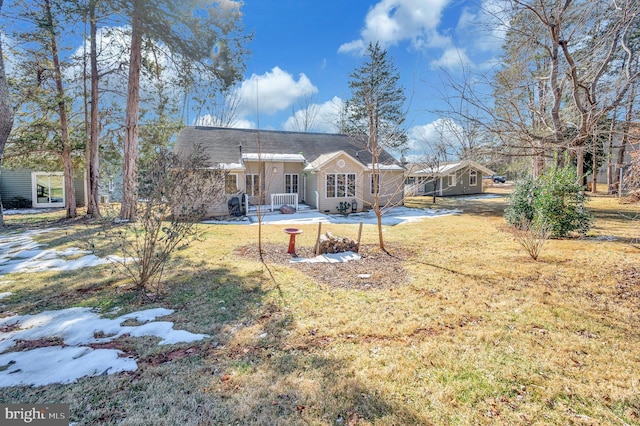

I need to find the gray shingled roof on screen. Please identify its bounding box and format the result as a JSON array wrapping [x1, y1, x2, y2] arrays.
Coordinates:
[[174, 126, 400, 167]]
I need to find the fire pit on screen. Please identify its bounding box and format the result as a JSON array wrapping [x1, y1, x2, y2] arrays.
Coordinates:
[[284, 228, 303, 255]]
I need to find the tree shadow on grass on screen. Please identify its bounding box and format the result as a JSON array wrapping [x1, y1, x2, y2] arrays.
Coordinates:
[[0, 230, 434, 424], [202, 306, 434, 425]]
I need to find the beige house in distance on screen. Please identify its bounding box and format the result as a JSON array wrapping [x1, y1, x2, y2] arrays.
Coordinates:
[[404, 160, 495, 197], [174, 126, 405, 217]]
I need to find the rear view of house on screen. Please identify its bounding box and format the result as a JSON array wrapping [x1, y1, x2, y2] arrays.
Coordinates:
[[174, 126, 405, 217]]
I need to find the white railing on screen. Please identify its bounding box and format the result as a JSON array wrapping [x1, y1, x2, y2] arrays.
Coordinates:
[[271, 193, 298, 211]]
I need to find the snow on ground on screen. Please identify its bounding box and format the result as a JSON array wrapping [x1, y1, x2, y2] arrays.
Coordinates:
[[0, 307, 208, 387], [3, 208, 58, 215], [290, 251, 361, 263], [203, 205, 461, 226], [0, 202, 472, 386], [0, 229, 128, 275]]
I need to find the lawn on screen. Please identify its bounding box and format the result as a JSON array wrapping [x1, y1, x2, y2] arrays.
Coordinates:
[[1, 189, 639, 425]]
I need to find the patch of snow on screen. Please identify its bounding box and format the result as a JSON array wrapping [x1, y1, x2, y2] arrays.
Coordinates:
[[290, 251, 361, 263], [226, 206, 461, 227], [0, 346, 137, 387], [3, 208, 57, 215], [0, 292, 11, 300], [454, 194, 503, 200], [0, 307, 208, 387], [0, 230, 132, 275]]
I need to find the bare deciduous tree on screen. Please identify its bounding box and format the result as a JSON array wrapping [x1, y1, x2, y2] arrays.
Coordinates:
[[287, 93, 320, 132], [0, 0, 14, 226], [193, 86, 244, 128], [98, 146, 225, 299]]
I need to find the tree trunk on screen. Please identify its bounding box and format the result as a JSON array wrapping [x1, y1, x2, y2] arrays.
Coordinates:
[[432, 180, 437, 204], [0, 0, 14, 227], [614, 77, 636, 189], [591, 137, 598, 194], [87, 0, 100, 217], [549, 17, 565, 164], [576, 145, 584, 187], [606, 112, 616, 193], [45, 0, 76, 218], [120, 2, 143, 221]]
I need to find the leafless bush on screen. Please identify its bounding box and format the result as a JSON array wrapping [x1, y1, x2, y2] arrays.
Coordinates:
[[506, 216, 551, 261], [97, 146, 225, 299]]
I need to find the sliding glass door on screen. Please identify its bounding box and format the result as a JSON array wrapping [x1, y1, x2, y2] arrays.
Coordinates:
[[32, 172, 65, 207]]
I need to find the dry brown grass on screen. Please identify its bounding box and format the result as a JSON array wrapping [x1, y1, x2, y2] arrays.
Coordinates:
[[1, 190, 639, 425]]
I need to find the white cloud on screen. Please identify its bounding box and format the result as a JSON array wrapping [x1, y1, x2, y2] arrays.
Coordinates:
[[430, 47, 472, 70], [236, 67, 318, 118], [282, 96, 344, 133], [194, 114, 256, 129], [408, 118, 463, 153], [339, 0, 452, 54], [455, 0, 509, 54]]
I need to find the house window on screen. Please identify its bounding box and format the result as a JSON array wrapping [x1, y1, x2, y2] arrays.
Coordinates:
[[469, 170, 477, 186], [447, 174, 456, 187], [347, 174, 356, 197], [225, 174, 238, 194], [285, 174, 298, 194], [370, 173, 380, 194], [245, 174, 260, 196], [326, 173, 355, 198], [32, 172, 65, 207]]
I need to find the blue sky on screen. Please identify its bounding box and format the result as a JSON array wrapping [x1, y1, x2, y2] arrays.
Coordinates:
[[211, 0, 504, 155], [1, 0, 504, 158]]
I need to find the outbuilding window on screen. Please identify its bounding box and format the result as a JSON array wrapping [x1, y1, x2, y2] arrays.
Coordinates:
[[469, 170, 477, 186]]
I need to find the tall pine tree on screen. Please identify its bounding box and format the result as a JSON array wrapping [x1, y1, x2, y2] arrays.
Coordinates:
[[345, 41, 407, 251], [118, 0, 247, 221]]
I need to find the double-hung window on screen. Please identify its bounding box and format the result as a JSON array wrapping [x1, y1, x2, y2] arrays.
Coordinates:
[[225, 174, 238, 194], [326, 173, 355, 197], [370, 173, 380, 194]]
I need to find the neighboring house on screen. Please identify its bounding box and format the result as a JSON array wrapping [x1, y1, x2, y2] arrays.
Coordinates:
[[594, 123, 639, 189], [174, 126, 405, 216], [404, 160, 495, 197], [0, 168, 86, 209]]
